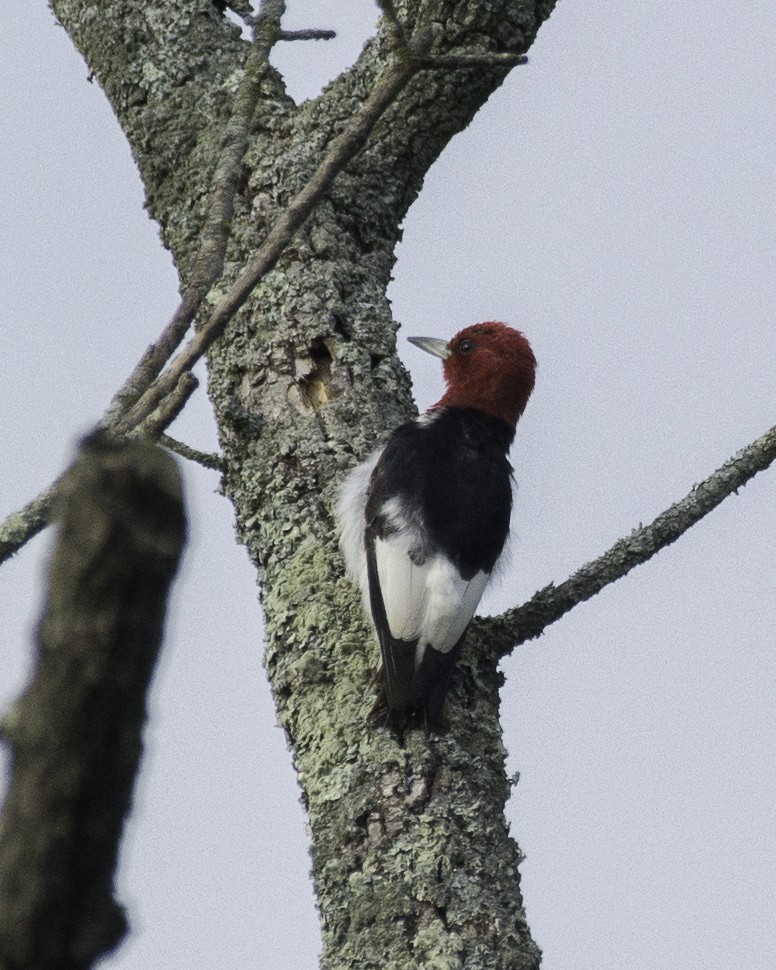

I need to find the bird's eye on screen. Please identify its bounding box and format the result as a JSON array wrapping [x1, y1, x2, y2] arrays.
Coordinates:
[[458, 339, 475, 354]]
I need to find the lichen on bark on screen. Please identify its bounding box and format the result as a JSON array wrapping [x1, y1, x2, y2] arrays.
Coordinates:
[[49, 1, 558, 965]]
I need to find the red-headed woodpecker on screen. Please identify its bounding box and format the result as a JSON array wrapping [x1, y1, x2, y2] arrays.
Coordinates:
[[337, 321, 536, 724]]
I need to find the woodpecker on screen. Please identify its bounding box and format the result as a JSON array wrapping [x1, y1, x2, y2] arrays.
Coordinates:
[[337, 321, 536, 724]]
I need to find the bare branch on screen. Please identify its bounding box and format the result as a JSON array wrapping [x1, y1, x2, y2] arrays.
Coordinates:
[[0, 433, 185, 969], [105, 2, 286, 424], [112, 51, 417, 437], [0, 43, 417, 561], [135, 372, 199, 440], [0, 375, 197, 565], [278, 29, 336, 42], [0, 478, 61, 566], [104, 291, 203, 426], [160, 434, 224, 471], [421, 52, 528, 68], [478, 420, 776, 657]]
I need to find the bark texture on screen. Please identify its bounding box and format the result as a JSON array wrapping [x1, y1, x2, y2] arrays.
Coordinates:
[[49, 2, 557, 966], [0, 433, 185, 970]]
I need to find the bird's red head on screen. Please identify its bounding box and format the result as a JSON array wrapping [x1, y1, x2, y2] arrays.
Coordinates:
[[409, 321, 536, 431]]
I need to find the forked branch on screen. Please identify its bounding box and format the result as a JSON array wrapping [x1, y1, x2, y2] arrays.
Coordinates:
[[106, 0, 287, 422], [111, 50, 418, 438], [0, 11, 527, 564], [0, 30, 417, 563]]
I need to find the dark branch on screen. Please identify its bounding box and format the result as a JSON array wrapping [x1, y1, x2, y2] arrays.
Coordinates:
[[0, 433, 185, 969], [478, 420, 776, 656], [278, 29, 336, 42], [421, 52, 528, 68]]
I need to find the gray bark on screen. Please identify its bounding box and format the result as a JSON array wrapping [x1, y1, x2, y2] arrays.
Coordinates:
[[46, 2, 557, 966]]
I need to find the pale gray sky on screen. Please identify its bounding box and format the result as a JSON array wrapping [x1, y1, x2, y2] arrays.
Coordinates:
[[2, 2, 775, 968]]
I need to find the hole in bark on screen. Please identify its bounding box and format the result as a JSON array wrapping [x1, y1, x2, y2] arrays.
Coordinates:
[[332, 315, 351, 340], [297, 338, 336, 409]]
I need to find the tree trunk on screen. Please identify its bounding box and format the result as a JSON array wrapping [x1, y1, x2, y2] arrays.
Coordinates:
[[51, 2, 557, 965]]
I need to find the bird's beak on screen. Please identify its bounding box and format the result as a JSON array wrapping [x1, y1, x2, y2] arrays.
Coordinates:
[[407, 336, 451, 360]]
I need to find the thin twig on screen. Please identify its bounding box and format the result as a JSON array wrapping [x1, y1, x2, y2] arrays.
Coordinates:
[[477, 420, 776, 657], [422, 53, 528, 68], [135, 373, 199, 440], [0, 479, 62, 566], [104, 290, 202, 426], [279, 29, 336, 42], [0, 375, 196, 566], [105, 0, 286, 425], [160, 434, 224, 471], [0, 45, 417, 561]]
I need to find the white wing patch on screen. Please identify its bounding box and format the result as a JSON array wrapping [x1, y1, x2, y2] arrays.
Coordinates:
[[419, 559, 489, 656], [336, 449, 382, 611], [375, 535, 489, 668], [337, 454, 491, 671], [374, 535, 430, 641]]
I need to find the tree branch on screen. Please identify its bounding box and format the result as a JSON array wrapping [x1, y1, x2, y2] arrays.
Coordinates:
[[0, 32, 418, 563], [105, 0, 287, 422], [478, 420, 776, 656], [421, 52, 529, 68], [159, 434, 224, 471], [0, 478, 61, 566], [278, 29, 336, 42], [111, 48, 419, 436], [0, 432, 185, 969], [0, 2, 544, 566], [0, 373, 196, 567], [136, 372, 199, 439]]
